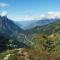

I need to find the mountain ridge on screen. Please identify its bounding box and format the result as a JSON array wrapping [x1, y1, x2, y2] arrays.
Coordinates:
[[15, 18, 60, 30]]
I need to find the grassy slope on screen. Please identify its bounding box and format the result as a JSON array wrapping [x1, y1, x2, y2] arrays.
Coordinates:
[[0, 48, 60, 60]]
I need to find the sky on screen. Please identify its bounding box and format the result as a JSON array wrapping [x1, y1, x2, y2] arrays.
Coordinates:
[[0, 0, 60, 21]]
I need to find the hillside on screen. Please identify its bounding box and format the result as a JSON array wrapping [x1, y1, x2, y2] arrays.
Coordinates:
[[22, 20, 60, 52], [0, 16, 60, 60], [0, 16, 28, 52], [25, 19, 60, 35], [0, 16, 24, 38]]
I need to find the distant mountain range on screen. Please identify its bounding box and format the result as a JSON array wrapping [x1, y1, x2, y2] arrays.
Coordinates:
[[25, 19, 60, 35], [15, 18, 59, 30]]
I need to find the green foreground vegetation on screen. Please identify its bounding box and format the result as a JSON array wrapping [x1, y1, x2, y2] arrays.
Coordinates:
[[0, 33, 60, 60]]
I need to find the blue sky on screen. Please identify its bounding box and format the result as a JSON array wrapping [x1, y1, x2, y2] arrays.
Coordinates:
[[0, 0, 60, 21]]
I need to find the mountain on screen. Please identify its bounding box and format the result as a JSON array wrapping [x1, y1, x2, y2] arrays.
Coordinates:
[[0, 15, 28, 52], [26, 19, 60, 35], [0, 16, 24, 38], [23, 19, 60, 52], [15, 19, 57, 30], [0, 14, 60, 52], [26, 19, 56, 29]]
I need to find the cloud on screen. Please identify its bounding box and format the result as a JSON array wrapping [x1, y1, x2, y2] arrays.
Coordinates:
[[1, 11, 8, 16], [9, 12, 60, 21], [45, 12, 60, 19], [0, 3, 8, 8], [12, 15, 41, 21]]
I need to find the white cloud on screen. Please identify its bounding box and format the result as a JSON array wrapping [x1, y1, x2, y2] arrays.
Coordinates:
[[1, 11, 8, 16], [9, 12, 60, 21], [12, 15, 40, 21], [0, 3, 8, 8], [46, 12, 60, 19]]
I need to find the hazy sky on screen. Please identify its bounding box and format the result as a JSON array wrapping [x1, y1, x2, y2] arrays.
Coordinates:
[[0, 0, 60, 21]]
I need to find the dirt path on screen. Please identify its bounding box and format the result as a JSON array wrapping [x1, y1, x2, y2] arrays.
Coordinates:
[[4, 54, 11, 60]]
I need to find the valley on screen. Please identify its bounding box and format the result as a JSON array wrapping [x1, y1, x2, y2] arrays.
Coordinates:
[[0, 15, 60, 60]]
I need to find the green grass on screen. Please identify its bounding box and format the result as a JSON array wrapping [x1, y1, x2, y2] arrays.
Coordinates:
[[0, 49, 19, 60]]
